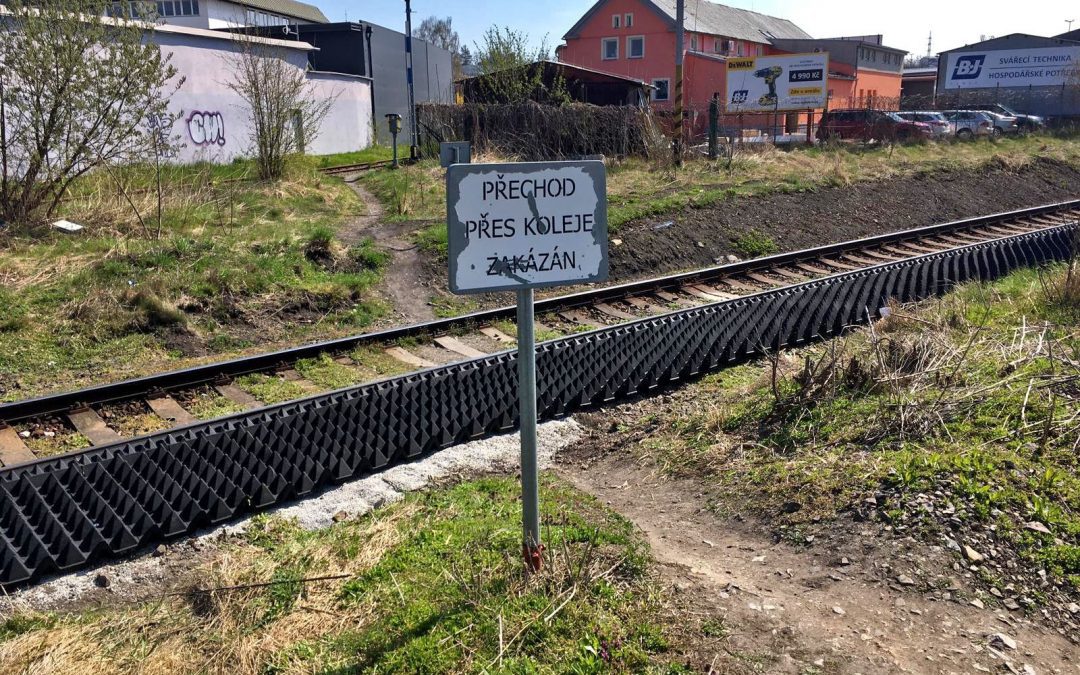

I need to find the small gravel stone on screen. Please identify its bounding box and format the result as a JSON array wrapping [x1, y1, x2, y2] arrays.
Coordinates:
[[832, 606, 846, 616], [963, 545, 985, 563], [897, 574, 916, 586], [989, 632, 1017, 650]]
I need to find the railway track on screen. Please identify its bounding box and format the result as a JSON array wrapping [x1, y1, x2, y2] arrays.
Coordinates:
[[0, 203, 1075, 588], [318, 159, 397, 176], [0, 200, 1077, 470]]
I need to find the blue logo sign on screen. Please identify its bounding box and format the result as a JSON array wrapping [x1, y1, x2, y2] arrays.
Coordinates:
[[731, 90, 749, 104], [952, 55, 985, 80]]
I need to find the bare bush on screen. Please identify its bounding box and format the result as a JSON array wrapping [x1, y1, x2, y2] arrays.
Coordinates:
[[0, 0, 180, 229], [226, 33, 335, 180]]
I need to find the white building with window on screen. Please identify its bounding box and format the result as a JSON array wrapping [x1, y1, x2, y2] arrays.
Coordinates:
[[111, 0, 329, 30]]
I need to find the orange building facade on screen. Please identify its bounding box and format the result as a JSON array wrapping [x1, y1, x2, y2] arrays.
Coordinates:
[[558, 0, 907, 128]]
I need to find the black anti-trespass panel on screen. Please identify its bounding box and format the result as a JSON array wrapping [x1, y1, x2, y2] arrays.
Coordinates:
[[0, 225, 1075, 588]]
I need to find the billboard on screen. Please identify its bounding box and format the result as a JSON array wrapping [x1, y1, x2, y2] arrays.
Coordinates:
[[725, 52, 829, 112], [943, 47, 1080, 89]]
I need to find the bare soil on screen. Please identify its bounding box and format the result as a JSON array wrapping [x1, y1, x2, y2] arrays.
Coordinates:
[[339, 181, 436, 325], [557, 421, 1080, 673], [611, 157, 1080, 279]]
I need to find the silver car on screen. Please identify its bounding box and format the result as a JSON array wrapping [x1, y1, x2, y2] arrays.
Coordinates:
[[982, 110, 1019, 135], [941, 110, 994, 138], [895, 111, 951, 138]]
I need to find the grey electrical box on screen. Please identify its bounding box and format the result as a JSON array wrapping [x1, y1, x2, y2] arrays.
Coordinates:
[[440, 142, 472, 167]]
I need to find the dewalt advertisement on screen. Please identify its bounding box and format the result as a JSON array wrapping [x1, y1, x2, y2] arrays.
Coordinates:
[[724, 53, 829, 112]]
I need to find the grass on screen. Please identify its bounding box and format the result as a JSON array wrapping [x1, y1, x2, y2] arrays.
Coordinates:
[[0, 154, 390, 401], [312, 146, 395, 168], [359, 135, 1080, 256], [0, 475, 682, 674], [633, 263, 1080, 585]]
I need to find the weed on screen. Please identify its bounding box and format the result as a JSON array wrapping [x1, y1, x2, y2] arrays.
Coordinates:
[[732, 229, 778, 258]]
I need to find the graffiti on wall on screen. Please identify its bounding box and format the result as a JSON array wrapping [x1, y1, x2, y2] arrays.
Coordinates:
[[146, 113, 179, 159], [187, 111, 226, 147]]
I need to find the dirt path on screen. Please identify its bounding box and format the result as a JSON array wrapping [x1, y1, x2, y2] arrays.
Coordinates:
[[557, 448, 1080, 674], [339, 179, 435, 324]]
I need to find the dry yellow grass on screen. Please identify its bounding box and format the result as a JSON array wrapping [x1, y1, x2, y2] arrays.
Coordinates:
[[0, 504, 415, 675]]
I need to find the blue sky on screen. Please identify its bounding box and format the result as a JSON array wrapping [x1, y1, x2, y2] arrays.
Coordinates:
[[322, 1, 1076, 58]]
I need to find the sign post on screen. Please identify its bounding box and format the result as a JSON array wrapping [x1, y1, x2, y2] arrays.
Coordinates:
[[446, 161, 608, 570]]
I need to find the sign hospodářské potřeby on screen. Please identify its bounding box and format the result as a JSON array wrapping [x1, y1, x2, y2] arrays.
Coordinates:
[[447, 161, 608, 294]]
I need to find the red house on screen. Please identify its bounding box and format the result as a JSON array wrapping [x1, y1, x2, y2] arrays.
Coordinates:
[[558, 0, 906, 126], [559, 0, 809, 110]]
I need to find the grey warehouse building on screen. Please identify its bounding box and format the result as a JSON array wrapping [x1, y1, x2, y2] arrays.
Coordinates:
[[936, 33, 1080, 119], [222, 20, 454, 147]]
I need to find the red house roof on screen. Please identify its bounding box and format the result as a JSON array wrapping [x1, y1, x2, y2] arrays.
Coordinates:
[[564, 0, 811, 43]]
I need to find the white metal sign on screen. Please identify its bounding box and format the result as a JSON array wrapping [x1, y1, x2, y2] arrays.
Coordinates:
[[447, 161, 608, 294], [725, 52, 829, 112], [943, 47, 1080, 89]]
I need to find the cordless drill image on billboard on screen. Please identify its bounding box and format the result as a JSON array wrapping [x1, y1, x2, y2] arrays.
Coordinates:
[[754, 65, 783, 107]]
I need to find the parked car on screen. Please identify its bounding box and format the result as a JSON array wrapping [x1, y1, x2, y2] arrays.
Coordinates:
[[894, 111, 951, 138], [969, 103, 1045, 131], [981, 110, 1019, 135], [817, 109, 933, 142], [941, 110, 994, 138]]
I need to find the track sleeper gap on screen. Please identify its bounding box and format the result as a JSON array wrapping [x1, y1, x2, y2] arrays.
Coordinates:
[[794, 262, 833, 275], [744, 272, 782, 286], [773, 267, 807, 281], [559, 310, 600, 327]]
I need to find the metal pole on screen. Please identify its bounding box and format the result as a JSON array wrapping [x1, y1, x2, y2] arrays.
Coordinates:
[[404, 0, 419, 159], [516, 287, 541, 571], [673, 0, 685, 167]]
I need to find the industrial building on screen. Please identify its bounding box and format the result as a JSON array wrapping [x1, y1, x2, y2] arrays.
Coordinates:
[[935, 32, 1080, 119]]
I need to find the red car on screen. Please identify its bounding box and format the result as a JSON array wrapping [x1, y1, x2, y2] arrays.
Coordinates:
[[817, 109, 933, 142]]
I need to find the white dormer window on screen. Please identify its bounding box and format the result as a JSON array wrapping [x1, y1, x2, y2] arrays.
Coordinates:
[[625, 13, 633, 27], [612, 14, 620, 28]]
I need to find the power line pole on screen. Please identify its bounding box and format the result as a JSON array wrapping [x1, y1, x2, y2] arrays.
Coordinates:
[[673, 0, 685, 167], [404, 0, 419, 159]]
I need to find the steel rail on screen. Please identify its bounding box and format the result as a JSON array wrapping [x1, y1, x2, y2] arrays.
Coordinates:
[[1, 199, 1076, 425]]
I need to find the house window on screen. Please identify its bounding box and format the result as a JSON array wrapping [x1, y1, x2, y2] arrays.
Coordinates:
[[627, 36, 644, 59], [625, 13, 633, 27], [756, 44, 764, 56], [602, 37, 619, 60], [714, 39, 722, 53], [690, 36, 698, 51], [112, 1, 200, 17], [736, 42, 744, 56], [652, 78, 670, 101], [612, 14, 621, 28]]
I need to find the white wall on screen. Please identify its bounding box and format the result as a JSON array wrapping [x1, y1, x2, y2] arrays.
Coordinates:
[[305, 72, 374, 155], [150, 29, 373, 164]]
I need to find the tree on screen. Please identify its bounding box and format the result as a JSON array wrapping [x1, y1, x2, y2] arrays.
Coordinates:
[[0, 0, 180, 228], [225, 33, 336, 181], [472, 26, 565, 104], [415, 16, 463, 80]]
